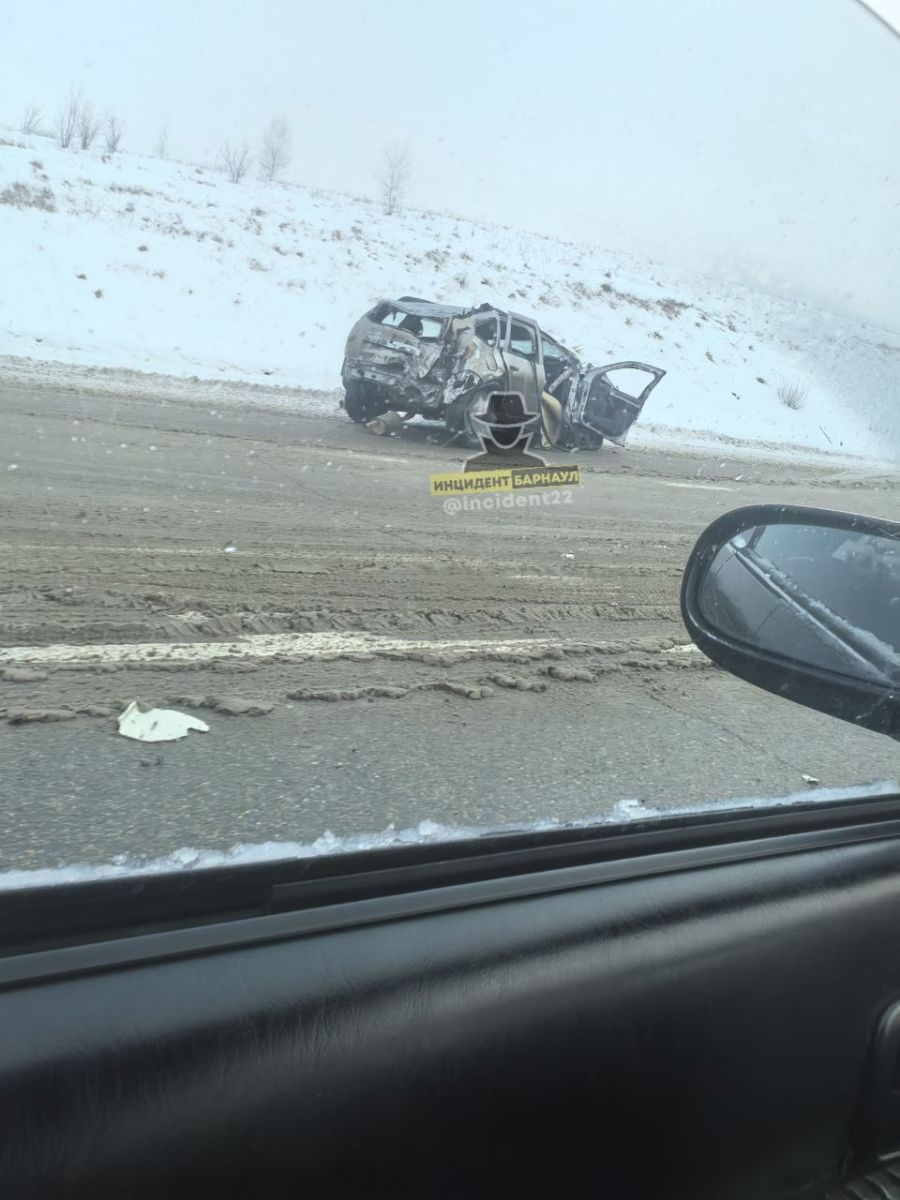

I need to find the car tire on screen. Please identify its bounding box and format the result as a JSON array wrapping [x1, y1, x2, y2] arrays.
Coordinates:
[[555, 425, 605, 452], [579, 429, 605, 451], [344, 381, 388, 424]]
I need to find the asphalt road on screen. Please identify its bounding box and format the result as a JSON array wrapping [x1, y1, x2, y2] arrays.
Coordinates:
[[1, 384, 898, 873]]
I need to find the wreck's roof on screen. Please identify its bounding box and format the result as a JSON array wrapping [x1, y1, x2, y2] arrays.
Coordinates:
[[394, 296, 467, 319]]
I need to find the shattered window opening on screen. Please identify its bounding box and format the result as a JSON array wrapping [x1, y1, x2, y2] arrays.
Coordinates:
[[509, 322, 536, 360], [600, 366, 657, 401], [474, 318, 500, 347], [541, 334, 574, 388], [374, 304, 444, 341]]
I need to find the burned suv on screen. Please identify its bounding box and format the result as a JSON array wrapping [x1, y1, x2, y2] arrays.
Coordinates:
[[341, 297, 665, 450]]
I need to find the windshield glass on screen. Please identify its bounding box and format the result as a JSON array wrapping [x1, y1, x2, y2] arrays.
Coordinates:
[[0, 0, 898, 884]]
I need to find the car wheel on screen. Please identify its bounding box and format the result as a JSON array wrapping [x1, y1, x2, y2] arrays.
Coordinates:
[[577, 428, 605, 451], [555, 424, 605, 452], [344, 381, 388, 424]]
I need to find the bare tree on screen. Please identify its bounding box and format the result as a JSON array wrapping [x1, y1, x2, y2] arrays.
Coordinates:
[[259, 116, 291, 182], [154, 122, 169, 159], [77, 100, 101, 150], [56, 90, 82, 149], [220, 140, 253, 183], [377, 142, 412, 215], [20, 100, 42, 135], [105, 114, 125, 153]]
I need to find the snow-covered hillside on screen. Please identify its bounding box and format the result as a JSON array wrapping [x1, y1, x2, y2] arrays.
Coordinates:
[[1, 133, 898, 462]]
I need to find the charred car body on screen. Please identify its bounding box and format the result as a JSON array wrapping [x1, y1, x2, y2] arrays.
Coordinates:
[[341, 297, 665, 449]]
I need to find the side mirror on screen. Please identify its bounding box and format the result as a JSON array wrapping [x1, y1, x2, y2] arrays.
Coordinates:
[[681, 505, 900, 738]]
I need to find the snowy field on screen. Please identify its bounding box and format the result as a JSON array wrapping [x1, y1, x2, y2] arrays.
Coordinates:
[[1, 132, 898, 463]]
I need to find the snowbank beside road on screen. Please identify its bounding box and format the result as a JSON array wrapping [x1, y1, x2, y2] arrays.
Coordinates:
[[1, 134, 897, 461], [1, 353, 886, 469], [0, 351, 345, 418]]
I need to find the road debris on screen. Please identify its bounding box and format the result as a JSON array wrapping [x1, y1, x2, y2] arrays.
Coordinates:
[[117, 700, 210, 742], [365, 411, 406, 437], [486, 673, 547, 692], [207, 696, 274, 716], [801, 773, 821, 786], [7, 708, 75, 724], [543, 664, 595, 682]]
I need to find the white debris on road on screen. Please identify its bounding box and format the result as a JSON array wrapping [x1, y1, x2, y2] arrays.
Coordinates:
[[117, 701, 210, 742]]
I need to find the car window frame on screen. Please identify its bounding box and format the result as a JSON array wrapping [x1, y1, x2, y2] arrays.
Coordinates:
[[509, 320, 537, 361]]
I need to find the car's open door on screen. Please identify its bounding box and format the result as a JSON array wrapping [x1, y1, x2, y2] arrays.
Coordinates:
[[572, 361, 665, 443], [502, 315, 542, 413]]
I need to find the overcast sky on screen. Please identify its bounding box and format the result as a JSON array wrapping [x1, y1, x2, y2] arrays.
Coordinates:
[[3, 0, 899, 328]]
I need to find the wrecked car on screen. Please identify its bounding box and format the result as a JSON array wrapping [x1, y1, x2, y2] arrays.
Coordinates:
[[341, 297, 665, 450]]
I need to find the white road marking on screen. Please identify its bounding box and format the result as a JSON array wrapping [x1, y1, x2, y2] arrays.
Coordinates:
[[658, 481, 735, 492], [0, 631, 697, 668], [0, 631, 580, 666]]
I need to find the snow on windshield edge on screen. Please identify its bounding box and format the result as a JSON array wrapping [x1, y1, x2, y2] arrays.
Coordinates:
[[3, 780, 897, 891]]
